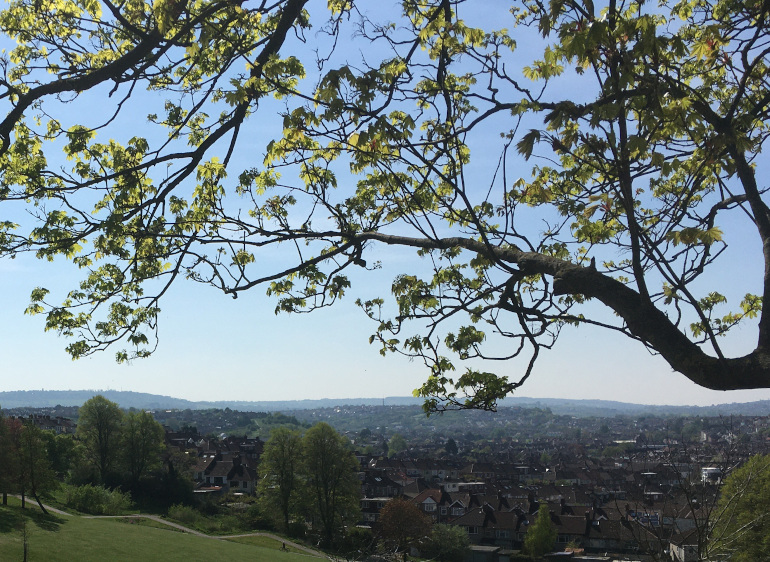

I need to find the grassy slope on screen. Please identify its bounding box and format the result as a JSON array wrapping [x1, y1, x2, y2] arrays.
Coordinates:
[[0, 501, 315, 562]]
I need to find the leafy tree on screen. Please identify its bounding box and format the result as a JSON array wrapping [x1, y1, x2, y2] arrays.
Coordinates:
[[0, 418, 57, 512], [709, 453, 770, 561], [77, 395, 124, 483], [40, 431, 78, 480], [524, 504, 557, 560], [2, 0, 770, 409], [377, 497, 432, 553], [388, 433, 408, 456], [0, 415, 21, 505], [683, 420, 705, 442], [159, 448, 195, 507], [17, 422, 58, 514], [302, 422, 360, 546], [257, 427, 302, 531], [421, 523, 470, 562], [358, 428, 372, 441], [445, 437, 458, 456], [121, 410, 165, 486]]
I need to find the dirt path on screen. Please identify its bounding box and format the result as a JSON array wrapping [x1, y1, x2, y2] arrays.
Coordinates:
[[10, 495, 71, 516]]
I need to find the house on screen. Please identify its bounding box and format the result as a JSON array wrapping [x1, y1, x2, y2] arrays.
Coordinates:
[[452, 505, 529, 548], [669, 529, 701, 562], [462, 462, 497, 482], [360, 497, 390, 524], [15, 414, 75, 434], [412, 488, 473, 522], [362, 472, 402, 498], [194, 452, 258, 496]]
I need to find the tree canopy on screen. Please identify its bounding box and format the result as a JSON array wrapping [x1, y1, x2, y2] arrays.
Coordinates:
[[77, 395, 123, 482], [301, 422, 360, 546], [709, 453, 770, 561], [420, 523, 470, 562], [121, 409, 165, 485], [1, 0, 770, 410], [377, 497, 432, 553], [524, 504, 557, 559], [257, 426, 302, 531]]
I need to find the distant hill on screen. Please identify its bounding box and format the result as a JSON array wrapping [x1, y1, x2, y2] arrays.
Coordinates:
[[1, 389, 768, 417], [0, 390, 424, 411], [496, 396, 770, 417]]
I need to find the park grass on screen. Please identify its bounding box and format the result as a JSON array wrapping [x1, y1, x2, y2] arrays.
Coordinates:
[[0, 501, 318, 561], [115, 516, 186, 532], [224, 534, 309, 554]]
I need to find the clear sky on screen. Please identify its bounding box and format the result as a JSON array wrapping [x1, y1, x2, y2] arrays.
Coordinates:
[[2, 1, 770, 408], [3, 244, 769, 407]]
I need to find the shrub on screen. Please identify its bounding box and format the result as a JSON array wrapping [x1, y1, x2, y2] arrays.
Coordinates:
[[337, 526, 375, 557], [167, 503, 201, 526], [64, 484, 132, 515], [245, 503, 276, 531], [215, 514, 243, 534], [287, 521, 307, 539], [421, 524, 470, 562]]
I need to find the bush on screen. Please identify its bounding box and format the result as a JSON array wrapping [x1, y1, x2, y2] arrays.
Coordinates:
[[245, 503, 276, 531], [287, 521, 307, 540], [167, 503, 201, 526], [421, 524, 470, 562], [167, 504, 253, 535], [197, 498, 221, 516], [336, 526, 375, 557], [64, 484, 132, 515], [214, 514, 243, 534]]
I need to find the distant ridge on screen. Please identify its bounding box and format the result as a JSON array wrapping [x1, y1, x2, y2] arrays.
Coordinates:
[[0, 390, 423, 411], [1, 389, 768, 417]]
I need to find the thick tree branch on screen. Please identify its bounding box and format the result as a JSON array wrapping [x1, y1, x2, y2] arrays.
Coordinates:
[[0, 30, 165, 154], [358, 231, 770, 391]]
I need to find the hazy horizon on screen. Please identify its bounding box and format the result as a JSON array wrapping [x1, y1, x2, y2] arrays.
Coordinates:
[[2, 387, 767, 409]]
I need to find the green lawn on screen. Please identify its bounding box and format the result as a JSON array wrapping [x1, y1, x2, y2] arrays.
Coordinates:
[[224, 534, 310, 555], [0, 501, 318, 561]]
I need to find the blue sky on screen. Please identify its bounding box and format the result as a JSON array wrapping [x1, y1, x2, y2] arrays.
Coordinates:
[[3, 241, 768, 406], [2, 1, 770, 407]]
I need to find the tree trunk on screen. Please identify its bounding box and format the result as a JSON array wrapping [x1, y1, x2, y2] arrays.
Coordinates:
[[32, 491, 48, 515], [21, 516, 28, 562]]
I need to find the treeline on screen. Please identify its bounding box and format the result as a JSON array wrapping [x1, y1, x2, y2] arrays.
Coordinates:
[[149, 407, 309, 437], [0, 416, 58, 512], [0, 395, 366, 551], [0, 395, 193, 514]]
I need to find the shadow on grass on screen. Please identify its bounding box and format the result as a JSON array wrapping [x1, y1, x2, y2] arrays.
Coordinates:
[[28, 508, 65, 532], [0, 506, 19, 533], [0, 504, 64, 533]]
